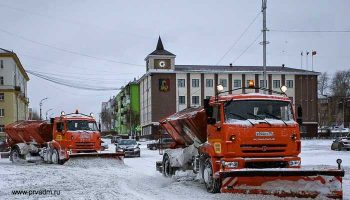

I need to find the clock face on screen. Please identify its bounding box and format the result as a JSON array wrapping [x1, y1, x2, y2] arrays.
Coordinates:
[[159, 61, 166, 68], [154, 59, 170, 69]]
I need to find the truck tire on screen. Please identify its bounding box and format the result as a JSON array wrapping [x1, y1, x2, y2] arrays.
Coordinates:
[[203, 158, 221, 193], [162, 154, 173, 177], [51, 149, 59, 164], [10, 147, 25, 164], [152, 146, 157, 150]]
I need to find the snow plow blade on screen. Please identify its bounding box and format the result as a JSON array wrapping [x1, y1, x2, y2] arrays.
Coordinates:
[[69, 152, 124, 160], [219, 168, 344, 199]]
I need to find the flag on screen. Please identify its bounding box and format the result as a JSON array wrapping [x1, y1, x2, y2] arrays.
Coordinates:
[[312, 51, 317, 55]]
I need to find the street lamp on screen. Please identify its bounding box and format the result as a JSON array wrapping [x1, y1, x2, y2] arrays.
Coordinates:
[[39, 97, 48, 120], [45, 108, 53, 120]]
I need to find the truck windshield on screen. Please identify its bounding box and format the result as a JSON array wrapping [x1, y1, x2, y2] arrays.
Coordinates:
[[67, 120, 98, 131], [224, 100, 294, 123]]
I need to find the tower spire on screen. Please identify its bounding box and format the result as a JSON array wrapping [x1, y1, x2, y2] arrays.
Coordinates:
[[156, 36, 164, 50]]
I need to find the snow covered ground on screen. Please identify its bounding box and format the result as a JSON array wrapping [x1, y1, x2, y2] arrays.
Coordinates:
[[0, 139, 348, 200]]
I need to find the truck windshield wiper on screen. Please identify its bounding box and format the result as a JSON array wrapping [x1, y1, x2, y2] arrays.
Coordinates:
[[263, 112, 288, 126], [227, 113, 255, 126], [247, 112, 271, 126]]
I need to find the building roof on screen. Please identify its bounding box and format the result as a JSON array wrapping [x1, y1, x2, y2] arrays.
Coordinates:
[[0, 48, 30, 80], [174, 65, 319, 74], [148, 36, 175, 56]]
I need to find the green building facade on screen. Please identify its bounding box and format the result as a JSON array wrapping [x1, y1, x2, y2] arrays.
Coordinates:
[[115, 80, 140, 138]]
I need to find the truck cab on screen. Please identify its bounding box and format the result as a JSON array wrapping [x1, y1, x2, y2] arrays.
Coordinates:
[[204, 94, 301, 172], [53, 111, 101, 154]]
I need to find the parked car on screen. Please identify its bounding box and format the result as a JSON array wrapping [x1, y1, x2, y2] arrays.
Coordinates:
[[116, 139, 140, 157], [0, 141, 10, 152], [111, 136, 121, 144], [331, 136, 350, 151], [100, 140, 109, 151], [147, 138, 174, 150]]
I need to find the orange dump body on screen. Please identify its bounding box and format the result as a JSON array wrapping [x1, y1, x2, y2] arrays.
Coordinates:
[[5, 120, 53, 147]]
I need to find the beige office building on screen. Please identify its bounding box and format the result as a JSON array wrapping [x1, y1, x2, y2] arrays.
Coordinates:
[[0, 48, 29, 139]]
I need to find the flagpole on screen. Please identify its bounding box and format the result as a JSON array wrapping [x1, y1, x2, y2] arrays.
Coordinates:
[[300, 51, 303, 69]]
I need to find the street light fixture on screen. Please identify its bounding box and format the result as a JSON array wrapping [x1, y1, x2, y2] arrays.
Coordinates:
[[45, 108, 53, 120], [39, 97, 48, 120]]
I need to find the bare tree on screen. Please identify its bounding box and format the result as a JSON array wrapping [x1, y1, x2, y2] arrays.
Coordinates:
[[330, 69, 350, 97], [318, 72, 329, 95], [100, 107, 112, 131]]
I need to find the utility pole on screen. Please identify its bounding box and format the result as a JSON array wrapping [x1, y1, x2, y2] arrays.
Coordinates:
[[39, 97, 48, 120], [262, 0, 268, 92]]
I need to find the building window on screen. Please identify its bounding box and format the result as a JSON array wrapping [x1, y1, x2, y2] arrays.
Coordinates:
[[178, 79, 185, 87], [206, 79, 213, 87], [0, 77, 3, 85], [192, 96, 199, 105], [0, 125, 4, 132], [260, 80, 267, 88], [179, 96, 185, 104], [0, 60, 3, 69], [0, 93, 3, 101], [219, 79, 227, 87], [273, 80, 281, 88], [0, 109, 4, 117], [246, 80, 255, 87], [233, 79, 241, 88], [286, 80, 294, 88], [192, 79, 199, 87]]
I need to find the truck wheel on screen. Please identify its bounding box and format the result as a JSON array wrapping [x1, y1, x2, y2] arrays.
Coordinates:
[[10, 147, 25, 164], [203, 158, 221, 193], [163, 154, 173, 177], [51, 149, 59, 164], [152, 146, 157, 150]]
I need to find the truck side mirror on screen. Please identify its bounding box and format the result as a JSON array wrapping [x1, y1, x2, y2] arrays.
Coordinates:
[[204, 99, 213, 117], [207, 118, 216, 125], [98, 123, 101, 132]]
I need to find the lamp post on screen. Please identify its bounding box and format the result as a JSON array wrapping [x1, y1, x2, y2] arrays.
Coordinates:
[[39, 97, 48, 120], [45, 108, 53, 120]]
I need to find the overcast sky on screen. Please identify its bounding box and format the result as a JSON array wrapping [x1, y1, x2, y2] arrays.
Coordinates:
[[0, 0, 349, 121]]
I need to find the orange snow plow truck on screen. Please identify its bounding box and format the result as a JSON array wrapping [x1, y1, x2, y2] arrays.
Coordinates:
[[5, 111, 124, 164], [156, 86, 345, 199]]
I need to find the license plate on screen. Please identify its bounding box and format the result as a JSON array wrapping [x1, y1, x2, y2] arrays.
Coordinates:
[[256, 132, 274, 136]]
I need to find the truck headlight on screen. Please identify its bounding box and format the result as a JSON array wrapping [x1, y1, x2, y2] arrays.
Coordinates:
[[134, 148, 140, 152], [289, 160, 301, 167], [222, 161, 238, 168]]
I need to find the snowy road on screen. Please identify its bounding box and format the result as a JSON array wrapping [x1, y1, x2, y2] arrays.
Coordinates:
[[0, 139, 349, 200]]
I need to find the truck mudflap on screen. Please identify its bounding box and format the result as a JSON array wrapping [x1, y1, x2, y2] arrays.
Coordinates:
[[218, 168, 345, 199], [68, 152, 125, 160]]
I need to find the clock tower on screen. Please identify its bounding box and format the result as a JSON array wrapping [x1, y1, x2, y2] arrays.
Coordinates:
[[145, 36, 176, 72]]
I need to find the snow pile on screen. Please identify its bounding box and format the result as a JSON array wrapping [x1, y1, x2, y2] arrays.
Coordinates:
[[64, 157, 124, 168], [166, 145, 197, 167], [173, 170, 197, 181]]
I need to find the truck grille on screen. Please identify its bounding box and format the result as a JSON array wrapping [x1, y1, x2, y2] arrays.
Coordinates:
[[245, 161, 288, 168], [75, 142, 95, 149], [240, 144, 286, 153]]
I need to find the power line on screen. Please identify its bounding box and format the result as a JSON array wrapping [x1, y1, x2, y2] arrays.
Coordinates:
[[27, 70, 122, 91], [216, 12, 261, 65], [0, 28, 144, 67], [270, 29, 350, 33], [0, 3, 153, 40], [20, 53, 143, 75], [231, 33, 262, 65]]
